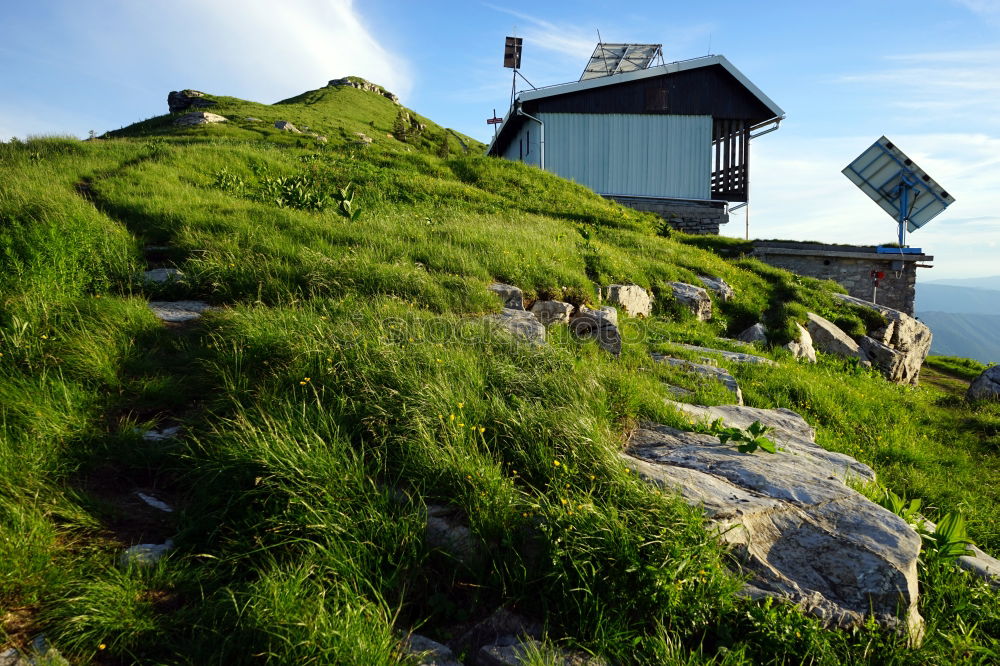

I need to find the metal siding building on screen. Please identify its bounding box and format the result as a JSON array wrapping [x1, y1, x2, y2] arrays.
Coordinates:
[[541, 113, 711, 199]]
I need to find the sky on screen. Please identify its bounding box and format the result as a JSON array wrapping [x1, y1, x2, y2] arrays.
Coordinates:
[[3, 0, 999, 279]]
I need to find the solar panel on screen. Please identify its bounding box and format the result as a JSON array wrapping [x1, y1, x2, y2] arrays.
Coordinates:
[[842, 136, 955, 239], [580, 43, 662, 81]]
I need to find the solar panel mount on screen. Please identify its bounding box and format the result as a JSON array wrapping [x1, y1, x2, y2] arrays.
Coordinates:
[[580, 43, 663, 81]]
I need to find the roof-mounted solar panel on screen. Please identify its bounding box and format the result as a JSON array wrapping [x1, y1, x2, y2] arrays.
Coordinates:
[[580, 43, 662, 81]]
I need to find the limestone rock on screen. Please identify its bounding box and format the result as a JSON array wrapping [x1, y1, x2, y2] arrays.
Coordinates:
[[136, 492, 173, 513], [652, 354, 743, 404], [0, 635, 68, 666], [967, 365, 1000, 401], [405, 634, 463, 666], [328, 77, 400, 103], [736, 323, 768, 344], [806, 312, 862, 360], [120, 539, 174, 567], [487, 309, 545, 345], [605, 284, 652, 317], [578, 304, 618, 327], [143, 267, 183, 283], [353, 132, 373, 145], [665, 282, 712, 321], [173, 111, 227, 126], [451, 608, 542, 662], [529, 300, 573, 326], [672, 343, 775, 366], [833, 294, 931, 385], [624, 403, 922, 636], [784, 322, 817, 363], [570, 313, 621, 357], [488, 282, 524, 310], [697, 275, 735, 302], [149, 301, 214, 323], [958, 544, 1000, 588], [244, 117, 261, 122], [274, 120, 302, 133], [142, 425, 181, 441], [167, 89, 215, 113]]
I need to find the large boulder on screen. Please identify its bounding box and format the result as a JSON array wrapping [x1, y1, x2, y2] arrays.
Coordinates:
[[488, 282, 524, 310], [404, 634, 463, 666], [570, 313, 622, 357], [487, 309, 545, 345], [806, 312, 863, 360], [173, 111, 227, 126], [529, 300, 573, 326], [665, 282, 712, 321], [605, 284, 652, 317], [274, 120, 302, 133], [833, 294, 932, 385], [578, 304, 618, 327], [736, 323, 767, 344], [697, 275, 735, 302], [167, 89, 215, 113], [968, 365, 1000, 401], [624, 402, 923, 638]]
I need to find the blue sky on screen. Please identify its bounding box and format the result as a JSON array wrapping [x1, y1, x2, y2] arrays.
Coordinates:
[[3, 0, 999, 278]]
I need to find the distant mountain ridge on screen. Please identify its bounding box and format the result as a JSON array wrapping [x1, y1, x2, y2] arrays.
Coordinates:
[[917, 311, 1000, 364], [926, 275, 1000, 291], [915, 283, 1000, 316]]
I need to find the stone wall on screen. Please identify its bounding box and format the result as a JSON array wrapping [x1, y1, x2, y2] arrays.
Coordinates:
[[603, 195, 728, 235], [752, 242, 933, 315]]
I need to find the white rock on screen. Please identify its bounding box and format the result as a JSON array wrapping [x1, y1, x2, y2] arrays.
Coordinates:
[[487, 309, 545, 345], [120, 539, 174, 567], [605, 284, 653, 317], [529, 300, 573, 326], [784, 322, 817, 363], [173, 111, 227, 126], [624, 403, 922, 638], [579, 304, 618, 327], [697, 275, 735, 302], [806, 312, 862, 359], [968, 365, 1000, 401], [671, 343, 775, 366], [148, 300, 213, 322], [405, 634, 463, 666], [665, 282, 712, 321], [143, 268, 183, 283], [136, 492, 173, 513], [488, 282, 524, 310], [274, 120, 302, 133]]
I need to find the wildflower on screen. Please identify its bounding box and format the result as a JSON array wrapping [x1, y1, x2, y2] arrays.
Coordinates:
[[299, 381, 307, 385], [449, 414, 455, 421], [478, 427, 485, 433], [99, 644, 106, 650], [458, 423, 464, 427], [457, 402, 464, 409], [438, 414, 443, 420], [326, 357, 332, 362], [553, 460, 561, 467], [436, 358, 443, 363], [561, 498, 568, 505], [304, 377, 311, 382], [589, 474, 596, 480], [466, 475, 472, 480], [41, 335, 48, 340]]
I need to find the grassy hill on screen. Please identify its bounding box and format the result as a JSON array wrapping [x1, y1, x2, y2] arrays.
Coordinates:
[[2, 80, 1000, 664]]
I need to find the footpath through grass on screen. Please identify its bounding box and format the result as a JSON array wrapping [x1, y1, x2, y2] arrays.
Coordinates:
[[1, 84, 999, 663]]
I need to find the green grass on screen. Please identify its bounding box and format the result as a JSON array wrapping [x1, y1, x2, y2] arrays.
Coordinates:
[[925, 355, 992, 382], [2, 82, 1000, 664]]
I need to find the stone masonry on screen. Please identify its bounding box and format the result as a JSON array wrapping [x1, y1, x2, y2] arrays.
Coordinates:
[[602, 195, 729, 235], [752, 241, 933, 315]]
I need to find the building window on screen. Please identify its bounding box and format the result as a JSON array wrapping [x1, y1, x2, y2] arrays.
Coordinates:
[[526, 130, 530, 155], [645, 86, 668, 111], [519, 138, 523, 161]]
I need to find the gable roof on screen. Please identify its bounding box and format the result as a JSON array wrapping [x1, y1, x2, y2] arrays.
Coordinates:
[[487, 54, 784, 156]]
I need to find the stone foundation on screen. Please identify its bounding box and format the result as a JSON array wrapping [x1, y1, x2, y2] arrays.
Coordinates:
[[752, 241, 933, 315], [603, 195, 728, 235]]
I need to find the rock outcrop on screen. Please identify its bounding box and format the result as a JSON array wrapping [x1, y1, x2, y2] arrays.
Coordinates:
[[834, 294, 931, 385], [805, 312, 863, 360], [167, 89, 216, 113], [529, 300, 573, 326], [488, 282, 524, 310], [784, 322, 817, 363], [274, 120, 302, 133], [173, 111, 227, 126], [624, 402, 923, 637], [328, 77, 400, 103], [487, 309, 545, 345], [652, 354, 743, 404], [736, 323, 768, 344], [665, 281, 712, 321], [570, 312, 621, 357], [672, 343, 775, 366], [578, 304, 618, 327], [605, 284, 652, 317], [968, 365, 1000, 401], [697, 275, 735, 302]]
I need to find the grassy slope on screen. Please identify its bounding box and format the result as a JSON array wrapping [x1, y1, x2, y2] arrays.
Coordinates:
[[1, 83, 999, 664]]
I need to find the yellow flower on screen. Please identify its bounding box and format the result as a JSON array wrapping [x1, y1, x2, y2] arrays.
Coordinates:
[[553, 460, 561, 467], [449, 414, 455, 421], [589, 474, 596, 480], [458, 423, 464, 427], [304, 377, 311, 382], [299, 381, 306, 385], [478, 427, 485, 433], [560, 498, 568, 505], [457, 402, 464, 409], [41, 335, 48, 340]]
